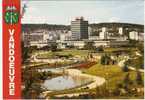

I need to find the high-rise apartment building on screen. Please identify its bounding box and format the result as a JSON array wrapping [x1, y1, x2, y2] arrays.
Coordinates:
[[71, 17, 88, 40]]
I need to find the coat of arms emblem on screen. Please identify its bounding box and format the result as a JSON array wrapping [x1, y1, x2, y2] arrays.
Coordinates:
[[4, 6, 19, 24]]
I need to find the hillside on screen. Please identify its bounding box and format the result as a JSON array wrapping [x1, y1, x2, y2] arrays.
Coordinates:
[[22, 22, 144, 34]]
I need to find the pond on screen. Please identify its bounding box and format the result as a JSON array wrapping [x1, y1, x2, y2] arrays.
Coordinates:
[[42, 75, 93, 91]]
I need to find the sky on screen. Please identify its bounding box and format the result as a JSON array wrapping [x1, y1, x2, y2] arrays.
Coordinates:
[[21, 0, 144, 25]]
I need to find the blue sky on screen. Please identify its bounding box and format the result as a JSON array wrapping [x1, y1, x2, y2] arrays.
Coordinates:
[[22, 0, 144, 25]]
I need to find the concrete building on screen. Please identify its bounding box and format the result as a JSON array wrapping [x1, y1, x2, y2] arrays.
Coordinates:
[[68, 41, 85, 49], [107, 36, 127, 41], [88, 26, 93, 36], [60, 33, 66, 41], [118, 27, 123, 35], [73, 41, 85, 49], [93, 40, 109, 47], [138, 33, 144, 41], [26, 30, 49, 42], [47, 31, 59, 41], [129, 31, 139, 40], [89, 36, 99, 40], [109, 40, 129, 47], [22, 30, 50, 47], [29, 41, 48, 48], [93, 40, 129, 48], [99, 27, 108, 40], [60, 31, 72, 41], [57, 42, 66, 49], [22, 32, 30, 47], [71, 17, 88, 40], [60, 40, 129, 49]]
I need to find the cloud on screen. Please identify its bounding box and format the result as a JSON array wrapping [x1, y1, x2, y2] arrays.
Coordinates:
[[21, 1, 144, 24], [109, 17, 120, 22]]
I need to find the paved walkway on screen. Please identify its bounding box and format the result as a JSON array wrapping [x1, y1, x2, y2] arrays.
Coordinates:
[[66, 69, 106, 89], [42, 69, 106, 98]]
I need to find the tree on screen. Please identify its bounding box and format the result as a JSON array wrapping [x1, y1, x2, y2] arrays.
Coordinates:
[[136, 71, 143, 85], [123, 73, 132, 90], [128, 40, 139, 47], [96, 46, 104, 52], [100, 54, 111, 65], [122, 64, 129, 72], [137, 43, 144, 54], [125, 57, 144, 69], [84, 41, 95, 50], [138, 56, 144, 69], [124, 73, 130, 84], [22, 69, 45, 99], [21, 41, 30, 64], [50, 43, 57, 52]]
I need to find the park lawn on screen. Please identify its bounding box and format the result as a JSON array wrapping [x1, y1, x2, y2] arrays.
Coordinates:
[[104, 47, 137, 52], [23, 61, 48, 66], [82, 64, 144, 90], [46, 64, 144, 98], [56, 49, 89, 57], [28, 62, 49, 68], [35, 51, 53, 58], [37, 49, 89, 58]]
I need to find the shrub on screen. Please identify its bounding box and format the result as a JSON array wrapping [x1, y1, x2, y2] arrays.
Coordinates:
[[122, 65, 129, 72], [136, 71, 143, 85]]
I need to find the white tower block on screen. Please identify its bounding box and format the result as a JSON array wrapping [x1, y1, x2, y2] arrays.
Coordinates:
[[99, 27, 107, 39], [119, 27, 123, 35], [102, 27, 107, 32]]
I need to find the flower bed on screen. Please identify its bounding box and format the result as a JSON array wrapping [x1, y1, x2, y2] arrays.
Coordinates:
[[73, 61, 96, 69]]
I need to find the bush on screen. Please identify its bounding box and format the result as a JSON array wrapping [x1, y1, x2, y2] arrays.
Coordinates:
[[96, 46, 104, 52], [122, 65, 129, 72], [100, 54, 111, 65], [123, 73, 132, 90], [136, 71, 143, 85]]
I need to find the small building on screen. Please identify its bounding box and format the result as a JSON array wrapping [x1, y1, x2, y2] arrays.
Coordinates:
[[109, 40, 129, 47], [99, 27, 108, 40], [29, 41, 48, 48], [94, 40, 110, 47], [89, 36, 100, 40], [129, 31, 139, 40], [138, 33, 144, 41], [93, 40, 129, 48], [118, 27, 123, 35]]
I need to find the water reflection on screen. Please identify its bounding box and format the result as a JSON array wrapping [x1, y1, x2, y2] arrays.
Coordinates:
[[42, 75, 92, 91]]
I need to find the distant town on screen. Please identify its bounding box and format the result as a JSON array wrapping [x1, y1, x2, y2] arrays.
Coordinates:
[[22, 17, 144, 49]]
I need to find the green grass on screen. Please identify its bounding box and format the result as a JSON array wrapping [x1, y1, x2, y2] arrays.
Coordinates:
[[37, 49, 89, 58], [104, 47, 137, 52], [82, 63, 144, 90], [45, 64, 144, 98], [25, 62, 49, 68], [56, 49, 89, 57]]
